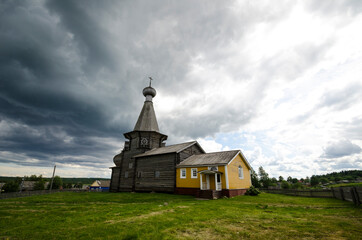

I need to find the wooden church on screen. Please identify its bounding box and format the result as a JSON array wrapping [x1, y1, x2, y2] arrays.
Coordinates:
[[110, 82, 252, 198]]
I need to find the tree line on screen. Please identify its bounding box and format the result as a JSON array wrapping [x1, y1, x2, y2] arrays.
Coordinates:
[[251, 168, 361, 189]]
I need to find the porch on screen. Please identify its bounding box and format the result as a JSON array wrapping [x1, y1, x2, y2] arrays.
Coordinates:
[[198, 169, 223, 199]]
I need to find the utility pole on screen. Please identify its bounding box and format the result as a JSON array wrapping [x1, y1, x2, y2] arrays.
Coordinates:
[[49, 165, 56, 192]]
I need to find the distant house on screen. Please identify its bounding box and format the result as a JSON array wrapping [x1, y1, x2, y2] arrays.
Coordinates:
[[175, 150, 252, 199], [21, 181, 49, 191], [90, 180, 110, 192], [21, 181, 36, 191]]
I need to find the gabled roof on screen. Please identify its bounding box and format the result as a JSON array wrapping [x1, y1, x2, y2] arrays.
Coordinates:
[[134, 101, 159, 132], [91, 180, 110, 188], [134, 141, 205, 158], [177, 150, 240, 167]]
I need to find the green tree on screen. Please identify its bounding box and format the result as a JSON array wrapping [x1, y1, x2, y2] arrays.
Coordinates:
[[320, 178, 328, 184], [3, 181, 20, 193], [292, 178, 298, 184], [33, 180, 45, 190], [281, 181, 290, 189], [292, 182, 303, 189], [287, 176, 292, 182], [258, 166, 271, 188], [49, 176, 63, 189], [74, 182, 83, 189], [278, 176, 284, 182], [305, 176, 310, 184], [310, 175, 319, 186]]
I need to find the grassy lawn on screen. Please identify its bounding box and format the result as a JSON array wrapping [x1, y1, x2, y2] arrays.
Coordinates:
[[0, 192, 361, 240]]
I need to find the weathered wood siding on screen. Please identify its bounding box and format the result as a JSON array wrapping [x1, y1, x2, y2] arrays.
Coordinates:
[[135, 153, 176, 192], [178, 144, 204, 164], [110, 167, 121, 192]]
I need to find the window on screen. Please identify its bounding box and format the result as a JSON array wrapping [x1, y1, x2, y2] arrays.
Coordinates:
[[125, 171, 128, 178], [191, 168, 198, 178], [155, 171, 160, 178], [238, 166, 244, 179], [137, 171, 142, 178], [180, 168, 186, 178], [129, 163, 133, 169]]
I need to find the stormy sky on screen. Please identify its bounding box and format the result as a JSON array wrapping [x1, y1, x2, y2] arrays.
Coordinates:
[[1, 0, 361, 178]]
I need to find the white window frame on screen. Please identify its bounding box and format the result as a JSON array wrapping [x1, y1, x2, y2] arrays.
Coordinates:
[[238, 166, 244, 179], [180, 168, 186, 178], [191, 168, 198, 178]]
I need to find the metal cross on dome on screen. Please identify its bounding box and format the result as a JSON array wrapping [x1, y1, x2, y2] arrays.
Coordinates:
[[148, 77, 153, 87]]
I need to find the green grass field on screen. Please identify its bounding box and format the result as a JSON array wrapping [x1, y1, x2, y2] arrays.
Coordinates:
[[0, 192, 361, 239]]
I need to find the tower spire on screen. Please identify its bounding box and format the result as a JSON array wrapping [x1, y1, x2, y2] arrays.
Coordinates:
[[133, 80, 159, 132]]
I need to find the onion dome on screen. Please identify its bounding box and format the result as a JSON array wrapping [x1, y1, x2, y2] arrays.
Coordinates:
[[113, 153, 123, 167], [143, 86, 156, 98]]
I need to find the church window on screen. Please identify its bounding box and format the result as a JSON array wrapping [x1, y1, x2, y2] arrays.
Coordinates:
[[125, 171, 128, 178], [180, 169, 186, 178], [191, 168, 198, 178], [155, 171, 160, 178], [238, 166, 244, 179]]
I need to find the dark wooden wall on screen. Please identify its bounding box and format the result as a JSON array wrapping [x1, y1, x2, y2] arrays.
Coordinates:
[[135, 153, 176, 192], [178, 144, 204, 164], [111, 139, 203, 193]]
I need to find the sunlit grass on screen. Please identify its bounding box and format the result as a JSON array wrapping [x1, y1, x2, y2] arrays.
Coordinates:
[[1, 192, 361, 239]]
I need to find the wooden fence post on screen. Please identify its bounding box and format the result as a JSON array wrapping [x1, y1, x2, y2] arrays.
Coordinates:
[[339, 187, 345, 201], [331, 188, 336, 198], [351, 187, 360, 206]]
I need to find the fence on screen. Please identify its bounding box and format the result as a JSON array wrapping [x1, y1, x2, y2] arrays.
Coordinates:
[[0, 189, 87, 200], [262, 187, 362, 206]]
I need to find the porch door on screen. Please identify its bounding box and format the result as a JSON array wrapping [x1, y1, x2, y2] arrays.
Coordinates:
[[216, 173, 222, 191], [206, 175, 210, 189]]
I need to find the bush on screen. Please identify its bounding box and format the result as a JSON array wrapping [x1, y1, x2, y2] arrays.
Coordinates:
[[3, 181, 20, 193], [281, 181, 291, 189], [245, 186, 260, 196], [33, 180, 46, 190]]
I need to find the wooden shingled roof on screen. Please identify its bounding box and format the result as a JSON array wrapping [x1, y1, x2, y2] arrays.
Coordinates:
[[134, 141, 205, 158], [177, 150, 251, 169]]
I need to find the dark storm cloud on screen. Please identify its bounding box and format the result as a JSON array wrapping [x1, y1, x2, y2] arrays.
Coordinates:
[[322, 139, 361, 159], [1, 0, 359, 177]]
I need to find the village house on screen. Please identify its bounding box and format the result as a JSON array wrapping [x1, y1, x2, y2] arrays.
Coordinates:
[[90, 180, 110, 192], [110, 82, 252, 198]]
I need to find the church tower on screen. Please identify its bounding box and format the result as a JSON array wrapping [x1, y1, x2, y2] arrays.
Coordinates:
[[110, 82, 167, 192]]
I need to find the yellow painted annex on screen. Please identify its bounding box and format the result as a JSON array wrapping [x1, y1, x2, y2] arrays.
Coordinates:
[[226, 152, 252, 189], [176, 151, 252, 191]]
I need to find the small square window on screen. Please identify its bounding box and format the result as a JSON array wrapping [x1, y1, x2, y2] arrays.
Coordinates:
[[155, 171, 160, 178], [180, 169, 186, 178], [191, 168, 198, 178]]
